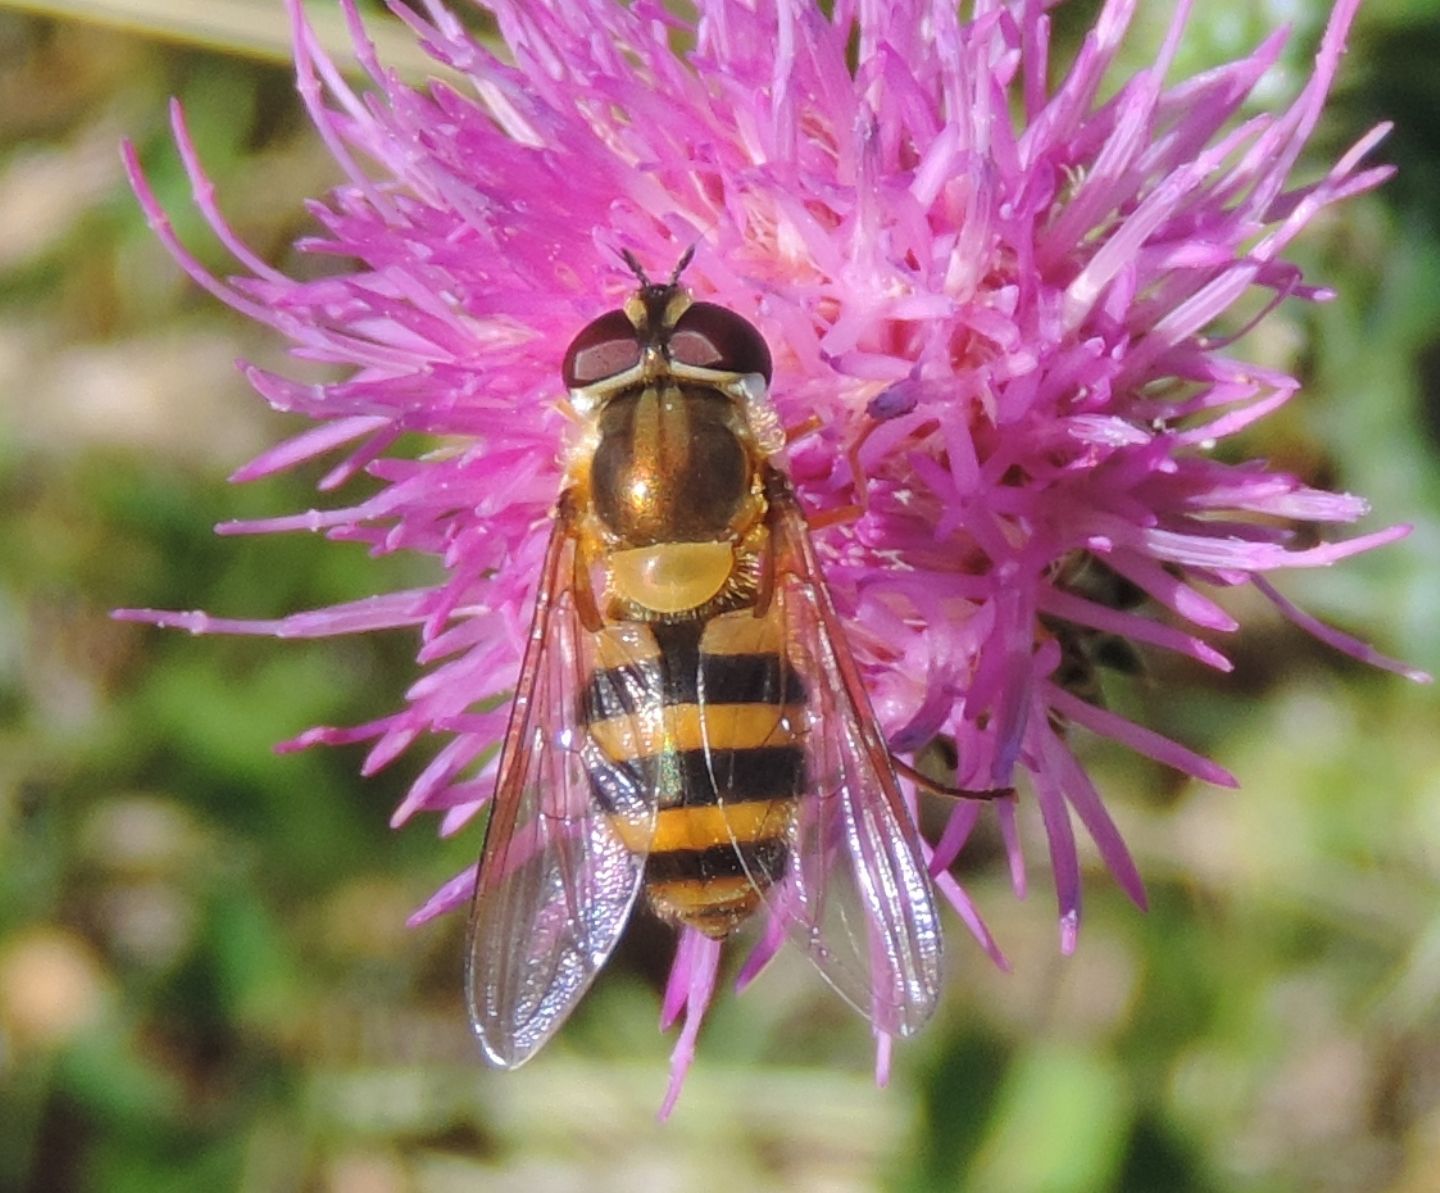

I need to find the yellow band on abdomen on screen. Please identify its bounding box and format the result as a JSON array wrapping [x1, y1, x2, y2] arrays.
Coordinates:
[[588, 702, 803, 760], [608, 799, 795, 852]]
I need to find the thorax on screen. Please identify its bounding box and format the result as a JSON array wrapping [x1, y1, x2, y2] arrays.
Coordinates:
[[577, 385, 768, 621]]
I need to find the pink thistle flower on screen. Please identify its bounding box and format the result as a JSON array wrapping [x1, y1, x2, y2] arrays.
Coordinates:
[[118, 0, 1425, 1110]]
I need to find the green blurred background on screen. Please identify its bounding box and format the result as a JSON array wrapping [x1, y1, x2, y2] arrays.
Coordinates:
[[1, 1, 1437, 1189]]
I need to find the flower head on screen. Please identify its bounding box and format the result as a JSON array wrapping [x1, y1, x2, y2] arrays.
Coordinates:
[[119, 0, 1422, 1110]]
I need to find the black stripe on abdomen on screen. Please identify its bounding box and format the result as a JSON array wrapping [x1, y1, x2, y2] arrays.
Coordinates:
[[644, 837, 790, 885], [587, 746, 804, 812], [582, 650, 804, 720], [582, 620, 807, 721]]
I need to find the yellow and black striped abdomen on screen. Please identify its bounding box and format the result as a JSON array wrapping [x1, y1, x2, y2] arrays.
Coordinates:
[[582, 611, 807, 939]]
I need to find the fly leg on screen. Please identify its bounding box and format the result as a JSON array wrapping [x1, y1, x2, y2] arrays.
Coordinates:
[[889, 756, 1015, 802], [555, 490, 604, 633]]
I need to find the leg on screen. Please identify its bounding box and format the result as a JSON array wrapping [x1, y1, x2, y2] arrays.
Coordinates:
[[805, 502, 864, 531], [554, 491, 603, 633], [783, 411, 884, 518], [752, 523, 777, 618], [890, 756, 1015, 802], [784, 414, 824, 444]]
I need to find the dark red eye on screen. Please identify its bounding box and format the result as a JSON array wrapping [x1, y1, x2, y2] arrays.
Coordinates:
[[562, 309, 642, 388], [668, 302, 772, 383]]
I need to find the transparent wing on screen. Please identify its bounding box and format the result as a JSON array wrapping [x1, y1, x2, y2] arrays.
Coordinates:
[[741, 477, 944, 1037], [465, 518, 657, 1068]]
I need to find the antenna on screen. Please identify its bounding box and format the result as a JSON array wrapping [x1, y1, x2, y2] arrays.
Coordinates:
[[620, 249, 652, 288], [667, 243, 696, 284], [620, 244, 698, 289]]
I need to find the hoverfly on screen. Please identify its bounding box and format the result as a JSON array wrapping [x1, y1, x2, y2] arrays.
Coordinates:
[[466, 250, 979, 1068]]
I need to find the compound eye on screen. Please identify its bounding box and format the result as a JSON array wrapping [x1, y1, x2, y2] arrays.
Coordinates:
[[562, 309, 642, 388], [668, 302, 772, 383]]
